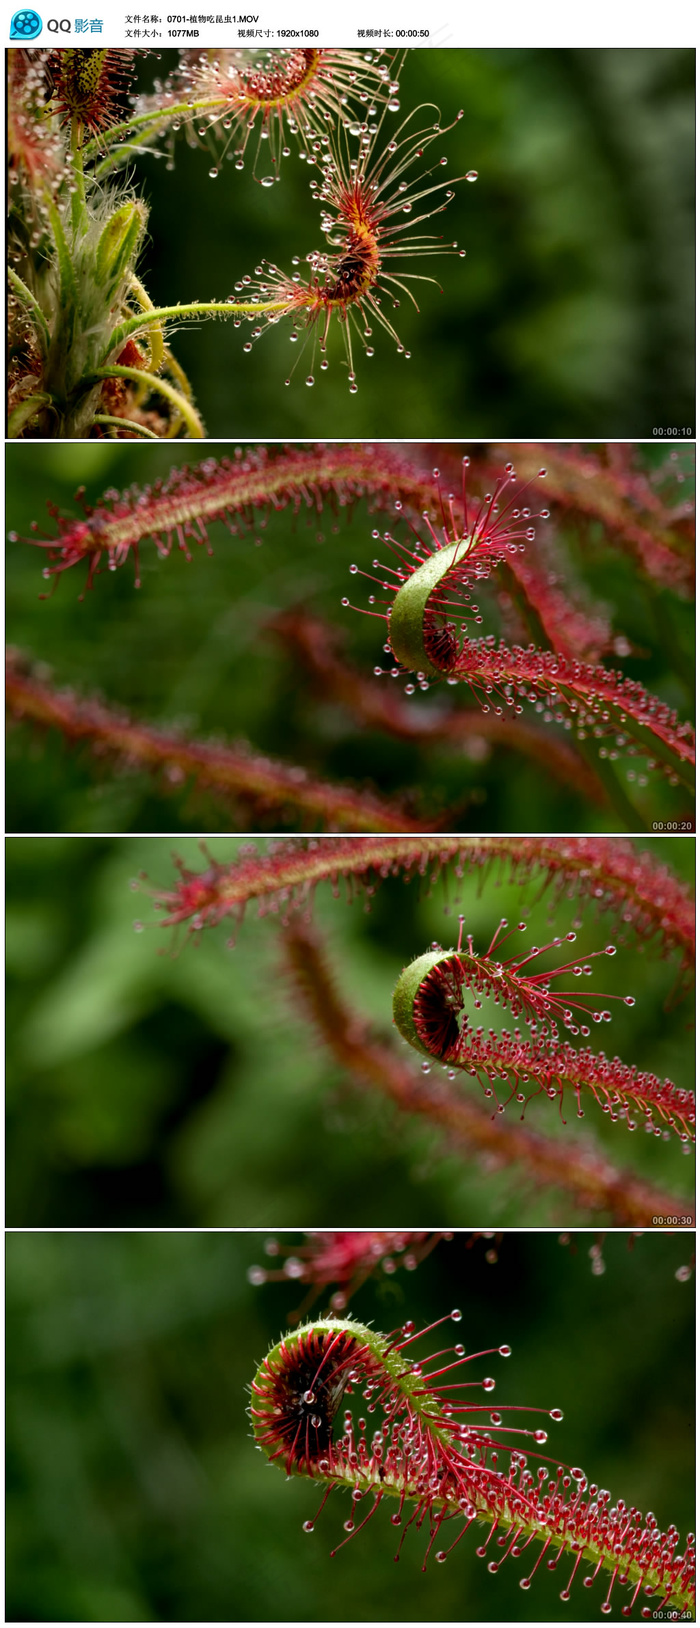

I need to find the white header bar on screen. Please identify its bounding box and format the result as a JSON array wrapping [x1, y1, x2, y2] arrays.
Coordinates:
[[6, 1, 699, 50]]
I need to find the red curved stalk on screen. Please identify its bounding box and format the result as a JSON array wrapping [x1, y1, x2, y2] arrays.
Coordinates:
[[282, 920, 694, 1226], [5, 649, 428, 833], [20, 441, 689, 597], [11, 444, 431, 588], [141, 836, 694, 979], [392, 941, 694, 1143]]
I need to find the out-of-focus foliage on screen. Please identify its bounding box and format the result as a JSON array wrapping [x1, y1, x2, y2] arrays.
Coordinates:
[[134, 48, 695, 438], [6, 442, 695, 835], [5, 836, 694, 1227], [5, 1230, 694, 1622]]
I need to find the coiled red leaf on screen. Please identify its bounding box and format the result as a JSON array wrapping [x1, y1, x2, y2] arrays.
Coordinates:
[[392, 927, 694, 1143], [250, 1312, 695, 1616]]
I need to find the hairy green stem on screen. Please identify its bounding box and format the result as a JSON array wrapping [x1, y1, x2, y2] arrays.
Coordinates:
[[91, 365, 204, 437], [102, 298, 289, 362]]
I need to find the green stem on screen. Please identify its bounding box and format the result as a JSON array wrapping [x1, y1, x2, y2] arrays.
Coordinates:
[[88, 95, 245, 175], [45, 196, 79, 310], [128, 275, 165, 374], [7, 269, 51, 357], [101, 299, 288, 362], [91, 365, 204, 437], [159, 346, 195, 435], [92, 413, 162, 439]]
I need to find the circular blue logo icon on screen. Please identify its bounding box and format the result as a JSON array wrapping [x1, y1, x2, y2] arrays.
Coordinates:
[[10, 8, 42, 36]]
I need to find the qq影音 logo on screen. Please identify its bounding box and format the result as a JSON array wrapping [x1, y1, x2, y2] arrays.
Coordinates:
[[10, 8, 42, 35]]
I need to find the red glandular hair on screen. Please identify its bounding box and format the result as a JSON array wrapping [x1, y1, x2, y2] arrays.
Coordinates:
[[8, 50, 64, 186]]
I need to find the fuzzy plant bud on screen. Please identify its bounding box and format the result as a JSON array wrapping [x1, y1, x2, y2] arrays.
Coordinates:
[[96, 200, 148, 294]]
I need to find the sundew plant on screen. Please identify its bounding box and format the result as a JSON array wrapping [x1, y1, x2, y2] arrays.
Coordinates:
[[4, 1231, 694, 1622], [7, 46, 473, 438], [6, 440, 694, 835], [8, 48, 696, 441], [249, 1233, 695, 1622], [133, 835, 695, 1223], [6, 834, 692, 1228]]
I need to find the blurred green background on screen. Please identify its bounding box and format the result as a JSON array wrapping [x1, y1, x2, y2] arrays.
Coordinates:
[[126, 48, 695, 438], [6, 441, 695, 835], [5, 1230, 695, 1621], [5, 836, 694, 1227]]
